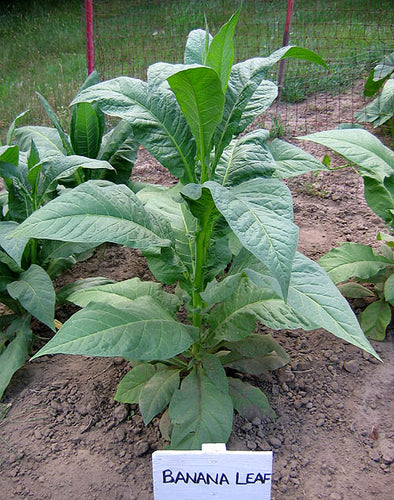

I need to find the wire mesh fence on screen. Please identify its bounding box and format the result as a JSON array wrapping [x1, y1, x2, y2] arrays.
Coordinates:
[[92, 0, 394, 134]]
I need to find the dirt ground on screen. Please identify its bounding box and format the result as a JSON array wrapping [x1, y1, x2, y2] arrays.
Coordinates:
[[1, 85, 393, 500]]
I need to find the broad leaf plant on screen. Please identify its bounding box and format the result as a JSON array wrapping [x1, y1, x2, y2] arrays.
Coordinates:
[[14, 13, 378, 449], [302, 128, 394, 340], [0, 114, 114, 398]]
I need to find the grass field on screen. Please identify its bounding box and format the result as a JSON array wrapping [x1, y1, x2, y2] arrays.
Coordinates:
[[1, 0, 393, 142]]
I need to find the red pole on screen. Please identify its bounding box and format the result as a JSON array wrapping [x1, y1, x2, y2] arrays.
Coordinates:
[[278, 0, 295, 98], [85, 0, 95, 74]]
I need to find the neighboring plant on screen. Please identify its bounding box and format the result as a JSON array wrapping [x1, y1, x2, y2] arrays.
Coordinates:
[[16, 13, 377, 449], [0, 115, 114, 399], [356, 52, 394, 142], [302, 128, 394, 340], [14, 71, 140, 188]]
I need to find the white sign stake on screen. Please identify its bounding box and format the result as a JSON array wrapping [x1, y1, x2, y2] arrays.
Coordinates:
[[152, 443, 273, 499]]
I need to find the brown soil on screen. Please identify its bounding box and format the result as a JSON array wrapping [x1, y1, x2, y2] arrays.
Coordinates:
[[1, 85, 393, 500]]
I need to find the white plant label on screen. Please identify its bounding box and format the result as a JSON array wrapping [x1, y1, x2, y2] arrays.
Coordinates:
[[152, 443, 273, 499]]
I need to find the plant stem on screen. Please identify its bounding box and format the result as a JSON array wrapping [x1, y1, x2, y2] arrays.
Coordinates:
[[30, 238, 38, 264]]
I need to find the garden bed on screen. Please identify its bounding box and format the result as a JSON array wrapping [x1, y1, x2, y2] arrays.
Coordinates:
[[1, 87, 393, 500]]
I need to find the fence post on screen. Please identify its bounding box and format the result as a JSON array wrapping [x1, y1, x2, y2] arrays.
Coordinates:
[[85, 0, 95, 74], [278, 0, 295, 98]]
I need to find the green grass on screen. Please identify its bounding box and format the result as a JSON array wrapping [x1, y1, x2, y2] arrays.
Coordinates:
[[1, 0, 393, 142]]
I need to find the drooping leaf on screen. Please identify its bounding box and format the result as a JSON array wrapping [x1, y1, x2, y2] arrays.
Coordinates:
[[359, 300, 391, 340], [384, 274, 394, 306], [56, 277, 116, 304], [7, 264, 55, 330], [268, 138, 327, 178], [223, 333, 290, 373], [16, 180, 172, 253], [39, 154, 114, 200], [31, 297, 197, 361], [200, 353, 229, 393], [0, 221, 29, 267], [147, 62, 197, 90], [363, 174, 394, 224], [232, 251, 379, 358], [301, 129, 394, 183], [356, 78, 394, 127], [204, 180, 298, 298], [14, 126, 66, 155], [168, 66, 224, 167], [337, 282, 375, 299], [169, 366, 233, 450], [140, 368, 180, 424], [0, 316, 32, 399], [64, 277, 180, 314], [71, 77, 197, 183], [318, 242, 393, 284], [0, 262, 16, 293], [206, 274, 309, 342], [115, 363, 157, 403], [228, 377, 275, 421], [138, 184, 197, 283]]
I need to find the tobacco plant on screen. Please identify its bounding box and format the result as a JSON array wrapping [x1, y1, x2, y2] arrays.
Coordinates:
[[302, 128, 394, 340], [14, 70, 139, 187], [355, 51, 394, 143], [0, 114, 115, 398], [16, 13, 378, 449]]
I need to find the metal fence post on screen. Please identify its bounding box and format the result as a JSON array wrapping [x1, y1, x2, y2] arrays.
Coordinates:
[[85, 0, 95, 74], [278, 0, 295, 98]]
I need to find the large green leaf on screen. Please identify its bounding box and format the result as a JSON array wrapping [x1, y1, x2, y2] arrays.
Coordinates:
[[39, 154, 114, 200], [138, 184, 196, 283], [70, 102, 103, 158], [204, 180, 298, 298], [16, 181, 172, 253], [31, 297, 197, 361], [147, 63, 196, 90], [356, 77, 394, 127], [0, 262, 17, 293], [363, 174, 394, 224], [7, 264, 55, 330], [169, 366, 233, 450], [301, 129, 394, 183], [213, 46, 325, 164], [140, 368, 180, 424], [359, 300, 391, 340], [384, 273, 394, 306], [115, 363, 157, 403], [231, 250, 379, 358], [268, 138, 327, 178], [214, 129, 275, 186], [223, 334, 290, 373], [207, 274, 309, 342], [14, 126, 66, 155], [168, 66, 224, 169], [184, 29, 212, 65], [65, 276, 180, 314], [0, 221, 29, 267], [0, 316, 32, 399], [206, 10, 239, 91], [318, 242, 393, 284], [71, 77, 196, 183], [228, 377, 275, 421]]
